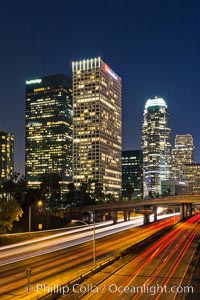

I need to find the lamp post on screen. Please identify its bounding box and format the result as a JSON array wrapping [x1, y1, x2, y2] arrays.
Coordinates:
[[72, 218, 96, 267], [29, 201, 42, 232]]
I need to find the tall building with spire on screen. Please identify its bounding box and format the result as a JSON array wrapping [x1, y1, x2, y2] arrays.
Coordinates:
[[172, 134, 194, 180], [72, 57, 122, 198], [142, 97, 172, 198]]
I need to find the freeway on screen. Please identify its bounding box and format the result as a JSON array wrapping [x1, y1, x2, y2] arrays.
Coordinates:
[[0, 215, 178, 299], [0, 214, 177, 266], [72, 214, 200, 300]]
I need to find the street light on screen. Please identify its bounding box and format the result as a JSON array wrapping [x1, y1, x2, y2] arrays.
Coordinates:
[[29, 201, 42, 232], [72, 218, 96, 267]]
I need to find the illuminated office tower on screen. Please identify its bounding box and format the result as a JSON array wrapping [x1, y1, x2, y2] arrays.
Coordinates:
[[142, 97, 172, 198], [172, 134, 194, 180], [25, 74, 73, 196], [122, 150, 143, 199], [0, 130, 14, 183], [184, 163, 200, 194], [72, 57, 122, 198]]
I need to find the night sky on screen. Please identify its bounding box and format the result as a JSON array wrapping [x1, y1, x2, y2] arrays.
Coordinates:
[[1, 0, 200, 175]]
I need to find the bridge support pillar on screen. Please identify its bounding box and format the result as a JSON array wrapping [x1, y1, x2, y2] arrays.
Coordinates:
[[153, 206, 157, 222], [123, 211, 128, 222], [128, 211, 131, 221], [180, 203, 187, 220], [143, 213, 150, 225], [88, 211, 95, 223], [188, 203, 193, 217], [112, 211, 118, 224], [101, 213, 106, 221]]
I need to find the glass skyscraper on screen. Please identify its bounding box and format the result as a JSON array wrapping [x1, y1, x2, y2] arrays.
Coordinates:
[[0, 130, 14, 183], [25, 74, 73, 196], [142, 97, 172, 198], [72, 57, 122, 198], [122, 150, 143, 199]]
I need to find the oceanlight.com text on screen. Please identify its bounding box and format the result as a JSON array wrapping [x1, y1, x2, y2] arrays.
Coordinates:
[[35, 283, 194, 296]]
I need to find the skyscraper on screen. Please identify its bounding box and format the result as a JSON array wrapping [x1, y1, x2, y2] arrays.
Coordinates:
[[0, 130, 14, 183], [122, 150, 143, 199], [142, 97, 172, 198], [25, 74, 73, 196], [72, 57, 122, 198], [172, 134, 194, 180], [184, 163, 200, 194]]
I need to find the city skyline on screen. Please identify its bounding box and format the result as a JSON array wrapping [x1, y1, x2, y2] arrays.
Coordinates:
[[1, 0, 200, 175]]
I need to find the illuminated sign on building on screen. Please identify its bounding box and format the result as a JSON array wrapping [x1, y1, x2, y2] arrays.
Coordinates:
[[145, 98, 167, 109], [105, 65, 118, 80], [26, 79, 42, 85]]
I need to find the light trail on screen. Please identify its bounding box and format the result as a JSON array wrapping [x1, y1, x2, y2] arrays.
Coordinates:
[[0, 214, 177, 266], [76, 215, 200, 300], [0, 216, 178, 299]]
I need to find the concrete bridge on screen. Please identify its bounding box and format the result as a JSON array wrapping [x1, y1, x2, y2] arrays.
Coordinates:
[[64, 195, 200, 225]]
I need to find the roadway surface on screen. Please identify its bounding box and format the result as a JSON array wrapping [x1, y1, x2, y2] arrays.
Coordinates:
[[0, 215, 178, 300], [66, 214, 200, 300]]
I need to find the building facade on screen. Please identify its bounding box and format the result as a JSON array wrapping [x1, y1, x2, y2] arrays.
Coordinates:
[[161, 180, 189, 196], [25, 74, 73, 196], [142, 97, 172, 198], [0, 130, 14, 183], [72, 57, 122, 198], [184, 163, 200, 194], [172, 134, 194, 180], [122, 150, 143, 199]]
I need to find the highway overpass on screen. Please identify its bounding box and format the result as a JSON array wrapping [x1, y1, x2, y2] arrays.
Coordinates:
[[63, 195, 200, 225]]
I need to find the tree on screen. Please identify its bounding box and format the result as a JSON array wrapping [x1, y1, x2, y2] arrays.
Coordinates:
[[79, 182, 88, 207], [148, 191, 154, 198], [94, 181, 104, 203], [167, 188, 171, 196], [14, 176, 28, 205], [40, 173, 61, 208], [65, 183, 77, 207], [105, 193, 115, 203], [0, 196, 23, 233], [1, 175, 28, 206], [2, 180, 16, 196], [23, 188, 42, 208], [126, 183, 134, 201]]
